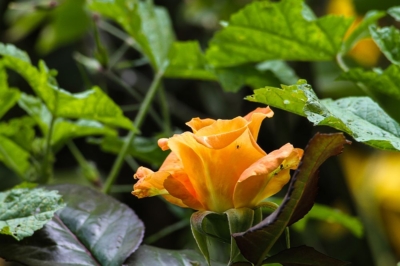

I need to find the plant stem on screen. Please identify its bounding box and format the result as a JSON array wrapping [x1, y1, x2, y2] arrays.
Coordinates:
[[125, 155, 140, 171], [158, 85, 172, 136], [102, 69, 165, 194], [41, 115, 56, 183], [144, 219, 189, 244], [105, 71, 164, 129]]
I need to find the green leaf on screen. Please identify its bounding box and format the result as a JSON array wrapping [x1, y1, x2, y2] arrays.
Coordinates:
[[36, 0, 91, 54], [262, 246, 350, 266], [339, 66, 400, 100], [52, 119, 117, 148], [0, 135, 30, 177], [0, 116, 36, 151], [88, 135, 168, 167], [0, 184, 145, 266], [89, 0, 175, 70], [0, 188, 65, 241], [18, 93, 51, 134], [206, 0, 353, 67], [214, 65, 280, 93], [165, 41, 216, 80], [1, 44, 134, 130], [246, 80, 400, 151], [341, 10, 386, 55], [370, 25, 400, 65], [256, 60, 299, 85], [0, 89, 20, 119], [124, 245, 224, 266], [388, 6, 400, 21], [0, 42, 31, 62], [233, 133, 349, 265]]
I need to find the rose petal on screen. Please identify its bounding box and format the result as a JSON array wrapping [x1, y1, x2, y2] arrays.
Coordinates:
[[244, 107, 274, 140], [132, 171, 170, 198], [158, 138, 170, 151], [193, 117, 248, 149], [164, 175, 204, 210], [186, 117, 216, 133], [233, 144, 303, 208], [168, 130, 265, 212]]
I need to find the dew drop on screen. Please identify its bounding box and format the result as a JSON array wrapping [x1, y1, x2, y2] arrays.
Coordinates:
[[283, 100, 290, 105]]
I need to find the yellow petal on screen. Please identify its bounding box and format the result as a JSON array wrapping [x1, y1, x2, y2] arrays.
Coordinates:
[[132, 171, 170, 198], [168, 130, 265, 212], [158, 138, 170, 151], [243, 107, 274, 140], [233, 144, 303, 208], [193, 117, 248, 149], [186, 117, 216, 133], [164, 175, 204, 210]]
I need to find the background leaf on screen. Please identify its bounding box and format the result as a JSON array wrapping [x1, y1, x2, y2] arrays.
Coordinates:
[[0, 116, 36, 151], [233, 133, 349, 265], [339, 66, 400, 100], [0, 89, 20, 119], [0, 188, 65, 241], [0, 135, 30, 177], [246, 81, 400, 151], [0, 184, 145, 266], [89, 0, 175, 70], [370, 25, 400, 65], [206, 0, 353, 67]]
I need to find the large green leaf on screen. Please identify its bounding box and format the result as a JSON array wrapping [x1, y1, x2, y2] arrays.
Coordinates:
[[0, 89, 20, 119], [1, 43, 134, 130], [233, 133, 348, 265], [340, 65, 400, 100], [206, 0, 353, 67], [165, 41, 216, 80], [0, 135, 30, 177], [124, 245, 224, 266], [0, 188, 65, 241], [89, 0, 175, 70], [18, 93, 52, 133], [262, 246, 350, 266], [52, 119, 117, 147], [246, 80, 400, 151], [0, 184, 145, 266], [0, 116, 36, 151], [370, 25, 400, 65], [54, 86, 133, 130], [88, 135, 168, 167]]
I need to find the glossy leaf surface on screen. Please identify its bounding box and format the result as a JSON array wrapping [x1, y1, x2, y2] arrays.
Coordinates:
[[246, 80, 400, 151], [0, 184, 144, 266]]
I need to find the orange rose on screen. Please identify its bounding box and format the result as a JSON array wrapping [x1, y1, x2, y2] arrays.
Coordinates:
[[132, 107, 303, 213]]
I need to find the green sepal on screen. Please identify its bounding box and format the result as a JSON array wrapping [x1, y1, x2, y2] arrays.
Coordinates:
[[190, 211, 215, 265], [225, 208, 254, 264]]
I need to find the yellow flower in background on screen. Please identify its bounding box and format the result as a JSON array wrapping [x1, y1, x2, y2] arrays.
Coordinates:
[[132, 107, 303, 213], [327, 0, 380, 67]]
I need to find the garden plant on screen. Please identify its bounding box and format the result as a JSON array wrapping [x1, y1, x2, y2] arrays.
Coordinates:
[[0, 0, 400, 265]]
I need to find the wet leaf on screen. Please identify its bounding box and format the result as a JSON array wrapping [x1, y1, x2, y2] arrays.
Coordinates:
[[0, 188, 65, 241], [0, 184, 145, 266], [246, 80, 400, 151], [206, 0, 352, 67]]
